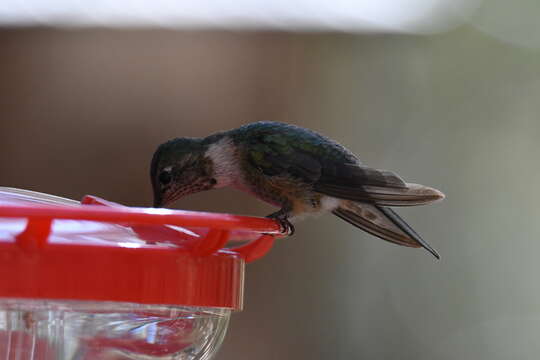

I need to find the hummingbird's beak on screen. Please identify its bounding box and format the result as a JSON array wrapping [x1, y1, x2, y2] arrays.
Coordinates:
[[152, 190, 163, 208], [153, 189, 177, 208]]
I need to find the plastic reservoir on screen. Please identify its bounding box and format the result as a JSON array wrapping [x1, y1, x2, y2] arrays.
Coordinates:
[[0, 188, 281, 359]]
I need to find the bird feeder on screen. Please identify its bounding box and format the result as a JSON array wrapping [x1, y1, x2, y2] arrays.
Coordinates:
[[0, 187, 282, 359]]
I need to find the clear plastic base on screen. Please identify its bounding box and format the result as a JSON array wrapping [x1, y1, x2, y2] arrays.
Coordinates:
[[0, 299, 230, 360]]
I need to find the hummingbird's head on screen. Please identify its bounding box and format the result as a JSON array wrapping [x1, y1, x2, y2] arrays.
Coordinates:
[[150, 137, 217, 208]]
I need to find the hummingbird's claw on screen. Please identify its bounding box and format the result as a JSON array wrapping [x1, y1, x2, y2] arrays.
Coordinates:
[[276, 218, 295, 236], [266, 212, 295, 236]]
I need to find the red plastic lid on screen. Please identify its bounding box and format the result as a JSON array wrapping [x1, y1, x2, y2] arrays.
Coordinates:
[[0, 188, 283, 310]]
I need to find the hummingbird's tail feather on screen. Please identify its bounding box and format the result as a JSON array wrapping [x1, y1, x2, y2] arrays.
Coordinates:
[[332, 201, 440, 259]]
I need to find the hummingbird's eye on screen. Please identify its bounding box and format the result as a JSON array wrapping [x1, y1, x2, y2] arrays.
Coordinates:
[[159, 170, 172, 185]]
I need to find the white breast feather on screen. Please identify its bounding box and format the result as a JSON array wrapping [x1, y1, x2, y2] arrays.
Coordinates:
[[321, 196, 342, 212], [205, 136, 242, 188]]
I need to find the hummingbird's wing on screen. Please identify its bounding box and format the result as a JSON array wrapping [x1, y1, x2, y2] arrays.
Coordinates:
[[315, 170, 443, 206], [247, 137, 442, 206], [312, 162, 443, 205]]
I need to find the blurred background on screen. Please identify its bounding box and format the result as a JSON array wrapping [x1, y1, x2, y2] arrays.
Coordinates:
[[1, 1, 540, 359]]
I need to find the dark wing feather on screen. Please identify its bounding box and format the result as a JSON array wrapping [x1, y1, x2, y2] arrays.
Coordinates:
[[319, 162, 406, 188], [263, 151, 322, 181], [314, 162, 408, 202]]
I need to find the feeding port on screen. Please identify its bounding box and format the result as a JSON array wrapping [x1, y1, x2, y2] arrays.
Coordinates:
[[0, 188, 282, 359]]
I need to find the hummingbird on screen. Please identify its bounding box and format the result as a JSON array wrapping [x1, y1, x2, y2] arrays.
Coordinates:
[[150, 121, 444, 258]]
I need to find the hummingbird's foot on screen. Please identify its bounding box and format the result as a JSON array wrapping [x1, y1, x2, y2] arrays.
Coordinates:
[[275, 218, 295, 236], [266, 212, 295, 236]]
